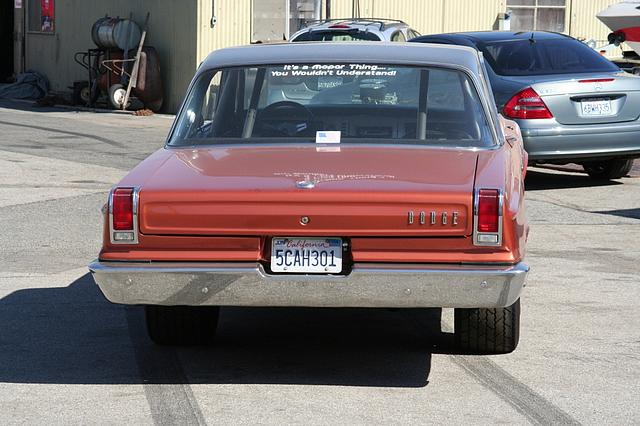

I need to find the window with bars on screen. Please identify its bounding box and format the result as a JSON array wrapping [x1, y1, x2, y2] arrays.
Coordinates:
[[507, 0, 566, 33]]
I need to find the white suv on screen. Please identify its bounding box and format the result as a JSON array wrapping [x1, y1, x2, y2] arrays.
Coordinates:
[[290, 18, 420, 42]]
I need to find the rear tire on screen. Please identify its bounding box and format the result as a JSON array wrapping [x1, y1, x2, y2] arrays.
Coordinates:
[[454, 299, 520, 354], [583, 159, 634, 180], [72, 81, 90, 106], [145, 305, 220, 346]]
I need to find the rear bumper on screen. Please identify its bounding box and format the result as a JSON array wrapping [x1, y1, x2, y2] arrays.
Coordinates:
[[88, 260, 529, 308], [518, 120, 640, 161]]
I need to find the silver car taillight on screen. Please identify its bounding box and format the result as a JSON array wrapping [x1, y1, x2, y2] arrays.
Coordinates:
[[108, 187, 140, 244], [473, 188, 503, 246]]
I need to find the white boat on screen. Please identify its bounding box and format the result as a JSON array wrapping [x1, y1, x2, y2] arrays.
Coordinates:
[[597, 1, 640, 56]]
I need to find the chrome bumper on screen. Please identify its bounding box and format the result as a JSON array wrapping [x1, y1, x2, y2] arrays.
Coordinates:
[[89, 261, 528, 308]]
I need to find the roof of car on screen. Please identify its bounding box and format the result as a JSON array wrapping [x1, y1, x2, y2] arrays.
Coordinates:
[[200, 42, 481, 72], [413, 31, 572, 44]]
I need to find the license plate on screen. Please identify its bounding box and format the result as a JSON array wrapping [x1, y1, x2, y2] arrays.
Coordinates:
[[271, 238, 342, 273], [581, 99, 612, 116]]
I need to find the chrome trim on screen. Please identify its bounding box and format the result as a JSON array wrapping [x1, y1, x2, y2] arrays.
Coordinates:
[[89, 260, 528, 308], [168, 141, 501, 153], [108, 186, 140, 245], [476, 51, 504, 147], [473, 188, 504, 247]]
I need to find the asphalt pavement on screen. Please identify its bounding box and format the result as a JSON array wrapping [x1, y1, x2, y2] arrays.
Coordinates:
[[0, 100, 638, 425]]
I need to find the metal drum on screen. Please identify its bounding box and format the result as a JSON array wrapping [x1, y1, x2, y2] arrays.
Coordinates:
[[91, 17, 142, 51]]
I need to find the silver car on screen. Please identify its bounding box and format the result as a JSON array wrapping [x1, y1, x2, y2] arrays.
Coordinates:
[[412, 31, 640, 180], [290, 18, 420, 43]]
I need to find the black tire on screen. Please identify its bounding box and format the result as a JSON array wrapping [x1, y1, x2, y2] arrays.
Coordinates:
[[454, 299, 520, 354], [583, 159, 634, 180], [145, 305, 220, 346], [72, 81, 89, 106]]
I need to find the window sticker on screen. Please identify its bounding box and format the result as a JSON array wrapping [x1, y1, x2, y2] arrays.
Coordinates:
[[316, 131, 341, 144], [316, 130, 341, 152], [271, 64, 397, 78]]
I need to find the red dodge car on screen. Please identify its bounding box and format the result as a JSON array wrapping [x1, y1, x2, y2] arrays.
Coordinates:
[[90, 42, 529, 354]]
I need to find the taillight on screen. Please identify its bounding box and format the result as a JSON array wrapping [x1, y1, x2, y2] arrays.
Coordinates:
[[477, 189, 499, 232], [109, 187, 139, 244], [503, 87, 553, 119], [474, 189, 502, 246], [112, 188, 134, 230]]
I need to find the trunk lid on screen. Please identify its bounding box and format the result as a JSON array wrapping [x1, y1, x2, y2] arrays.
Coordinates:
[[509, 72, 640, 125], [138, 145, 477, 237]]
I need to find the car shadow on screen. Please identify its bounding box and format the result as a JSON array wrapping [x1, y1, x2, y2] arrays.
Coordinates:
[[593, 208, 640, 220], [0, 273, 459, 388], [525, 167, 623, 191]]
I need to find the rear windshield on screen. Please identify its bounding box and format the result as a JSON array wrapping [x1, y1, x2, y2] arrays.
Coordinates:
[[480, 38, 620, 76], [292, 30, 381, 42], [168, 63, 494, 147]]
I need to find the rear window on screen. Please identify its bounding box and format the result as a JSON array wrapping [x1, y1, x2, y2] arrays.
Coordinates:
[[480, 38, 619, 76], [292, 30, 381, 42], [169, 63, 493, 148]]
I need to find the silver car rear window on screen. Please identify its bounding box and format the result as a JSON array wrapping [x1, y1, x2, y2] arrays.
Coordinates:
[[292, 30, 381, 42], [481, 38, 619, 76], [168, 63, 494, 147]]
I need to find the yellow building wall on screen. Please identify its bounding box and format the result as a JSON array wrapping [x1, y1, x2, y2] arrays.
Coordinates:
[[325, 0, 505, 34], [324, 0, 620, 42], [568, 0, 618, 42], [370, 0, 445, 33], [442, 0, 505, 33], [196, 0, 252, 66]]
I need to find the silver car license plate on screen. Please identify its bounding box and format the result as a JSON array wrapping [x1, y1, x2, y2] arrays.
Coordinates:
[[271, 238, 342, 273], [581, 99, 612, 116]]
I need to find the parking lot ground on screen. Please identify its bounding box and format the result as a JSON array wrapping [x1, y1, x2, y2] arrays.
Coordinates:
[[0, 100, 638, 425]]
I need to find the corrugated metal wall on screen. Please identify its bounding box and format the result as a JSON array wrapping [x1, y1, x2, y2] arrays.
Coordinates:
[[325, 0, 504, 33], [442, 0, 505, 33], [371, 0, 445, 33], [325, 0, 619, 40], [372, 0, 506, 34], [25, 0, 198, 112], [196, 0, 251, 65], [569, 0, 618, 42]]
